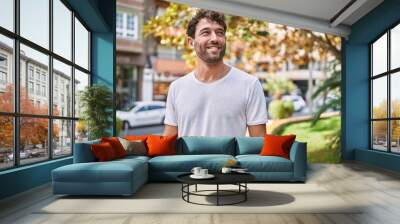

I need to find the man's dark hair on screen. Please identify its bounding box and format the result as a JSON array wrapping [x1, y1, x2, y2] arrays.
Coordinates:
[[186, 9, 227, 38]]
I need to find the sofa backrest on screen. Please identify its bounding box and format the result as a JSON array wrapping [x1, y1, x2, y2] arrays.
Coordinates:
[[235, 136, 264, 155], [73, 139, 100, 163], [177, 136, 236, 155]]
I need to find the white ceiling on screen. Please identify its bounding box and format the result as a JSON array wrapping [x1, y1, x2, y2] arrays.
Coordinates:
[[168, 0, 384, 37]]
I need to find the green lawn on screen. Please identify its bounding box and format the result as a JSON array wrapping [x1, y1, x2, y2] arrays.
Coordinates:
[[276, 116, 341, 163]]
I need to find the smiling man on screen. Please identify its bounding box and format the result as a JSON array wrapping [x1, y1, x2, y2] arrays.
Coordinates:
[[163, 9, 268, 137]]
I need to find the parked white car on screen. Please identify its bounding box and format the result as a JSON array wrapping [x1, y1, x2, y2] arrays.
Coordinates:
[[117, 101, 166, 129], [281, 95, 307, 112]]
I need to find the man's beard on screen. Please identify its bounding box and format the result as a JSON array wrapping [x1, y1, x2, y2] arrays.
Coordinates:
[[195, 42, 226, 64]]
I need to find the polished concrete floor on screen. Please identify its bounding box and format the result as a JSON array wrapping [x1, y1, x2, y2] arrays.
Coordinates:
[[1, 162, 400, 224]]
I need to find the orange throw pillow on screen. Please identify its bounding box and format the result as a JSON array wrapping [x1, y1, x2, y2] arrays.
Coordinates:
[[91, 142, 117, 161], [146, 134, 177, 157], [260, 134, 296, 159], [101, 137, 127, 158], [124, 135, 148, 141]]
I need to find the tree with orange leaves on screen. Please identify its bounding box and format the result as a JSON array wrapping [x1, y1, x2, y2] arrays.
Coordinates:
[[0, 84, 59, 151]]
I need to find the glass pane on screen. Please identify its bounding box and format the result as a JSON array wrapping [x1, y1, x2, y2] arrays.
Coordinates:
[[74, 69, 89, 118], [20, 44, 49, 115], [75, 120, 88, 143], [74, 18, 89, 70], [20, 0, 49, 49], [391, 120, 400, 153], [20, 117, 49, 165], [372, 77, 387, 119], [53, 119, 72, 158], [53, 0, 72, 60], [0, 0, 14, 31], [53, 59, 72, 117], [391, 72, 400, 118], [372, 33, 387, 76], [391, 24, 400, 70], [372, 121, 388, 151], [0, 35, 14, 112], [0, 116, 13, 170]]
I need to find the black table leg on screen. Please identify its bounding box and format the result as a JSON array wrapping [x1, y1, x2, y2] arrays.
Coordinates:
[[245, 183, 247, 201], [217, 184, 219, 206]]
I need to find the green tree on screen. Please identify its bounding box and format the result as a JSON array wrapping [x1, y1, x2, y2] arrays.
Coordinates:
[[79, 84, 113, 140], [262, 76, 296, 99]]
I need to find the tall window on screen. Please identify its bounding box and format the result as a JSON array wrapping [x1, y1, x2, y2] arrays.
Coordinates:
[[0, 0, 91, 170], [370, 23, 400, 154]]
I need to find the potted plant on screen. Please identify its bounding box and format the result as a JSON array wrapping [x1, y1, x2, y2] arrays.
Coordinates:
[[79, 84, 113, 140]]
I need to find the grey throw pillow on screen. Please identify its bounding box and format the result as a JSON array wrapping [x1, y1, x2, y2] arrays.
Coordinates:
[[118, 137, 147, 156]]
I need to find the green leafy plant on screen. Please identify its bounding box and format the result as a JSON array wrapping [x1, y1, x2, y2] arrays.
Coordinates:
[[311, 60, 341, 125], [268, 100, 295, 119], [262, 76, 296, 99], [79, 84, 113, 140]]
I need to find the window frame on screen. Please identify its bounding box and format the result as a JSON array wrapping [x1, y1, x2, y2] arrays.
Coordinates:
[[0, 0, 92, 171], [370, 21, 400, 154]]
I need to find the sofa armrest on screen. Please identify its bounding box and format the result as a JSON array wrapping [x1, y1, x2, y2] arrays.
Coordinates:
[[289, 141, 307, 181], [73, 140, 99, 163]]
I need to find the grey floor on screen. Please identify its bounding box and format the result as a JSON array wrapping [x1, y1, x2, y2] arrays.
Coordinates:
[[1, 162, 400, 224]]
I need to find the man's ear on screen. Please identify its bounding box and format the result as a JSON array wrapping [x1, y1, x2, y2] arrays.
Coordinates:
[[187, 37, 194, 48]]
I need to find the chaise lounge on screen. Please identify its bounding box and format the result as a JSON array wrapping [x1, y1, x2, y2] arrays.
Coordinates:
[[52, 136, 307, 196]]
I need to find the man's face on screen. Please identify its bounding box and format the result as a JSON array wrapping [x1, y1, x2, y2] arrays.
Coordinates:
[[189, 18, 226, 64]]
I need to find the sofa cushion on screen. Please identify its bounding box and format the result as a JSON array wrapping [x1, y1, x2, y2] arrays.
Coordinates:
[[236, 155, 293, 172], [235, 137, 264, 155], [149, 154, 235, 172], [52, 159, 147, 183], [177, 136, 236, 155]]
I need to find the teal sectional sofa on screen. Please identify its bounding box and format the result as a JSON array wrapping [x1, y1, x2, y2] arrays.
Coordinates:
[[52, 136, 307, 196]]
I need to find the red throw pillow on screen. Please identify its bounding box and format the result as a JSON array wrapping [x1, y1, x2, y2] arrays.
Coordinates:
[[146, 134, 177, 157], [260, 134, 296, 159], [91, 142, 117, 161], [101, 137, 126, 158]]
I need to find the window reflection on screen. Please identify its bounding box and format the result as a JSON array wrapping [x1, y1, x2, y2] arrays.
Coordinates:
[[20, 44, 49, 115], [372, 33, 387, 76], [391, 72, 400, 118], [372, 121, 388, 151], [20, 0, 49, 49], [0, 116, 13, 169], [74, 18, 89, 70], [74, 69, 89, 118], [53, 59, 72, 117], [372, 77, 387, 119], [0, 34, 14, 113], [53, 119, 72, 157], [53, 0, 72, 60], [391, 24, 400, 70], [0, 0, 14, 32], [20, 117, 49, 165]]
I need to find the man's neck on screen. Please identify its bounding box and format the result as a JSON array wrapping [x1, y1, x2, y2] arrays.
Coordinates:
[[194, 60, 230, 83]]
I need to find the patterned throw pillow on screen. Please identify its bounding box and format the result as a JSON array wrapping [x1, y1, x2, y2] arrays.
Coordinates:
[[119, 137, 147, 156]]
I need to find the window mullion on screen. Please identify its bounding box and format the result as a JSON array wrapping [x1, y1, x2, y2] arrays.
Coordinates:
[[14, 0, 21, 166], [49, 0, 53, 160]]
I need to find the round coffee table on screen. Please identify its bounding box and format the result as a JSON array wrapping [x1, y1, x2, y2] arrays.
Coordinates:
[[177, 172, 255, 206]]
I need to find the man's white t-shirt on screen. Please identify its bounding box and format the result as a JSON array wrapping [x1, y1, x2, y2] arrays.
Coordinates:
[[164, 66, 268, 137]]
